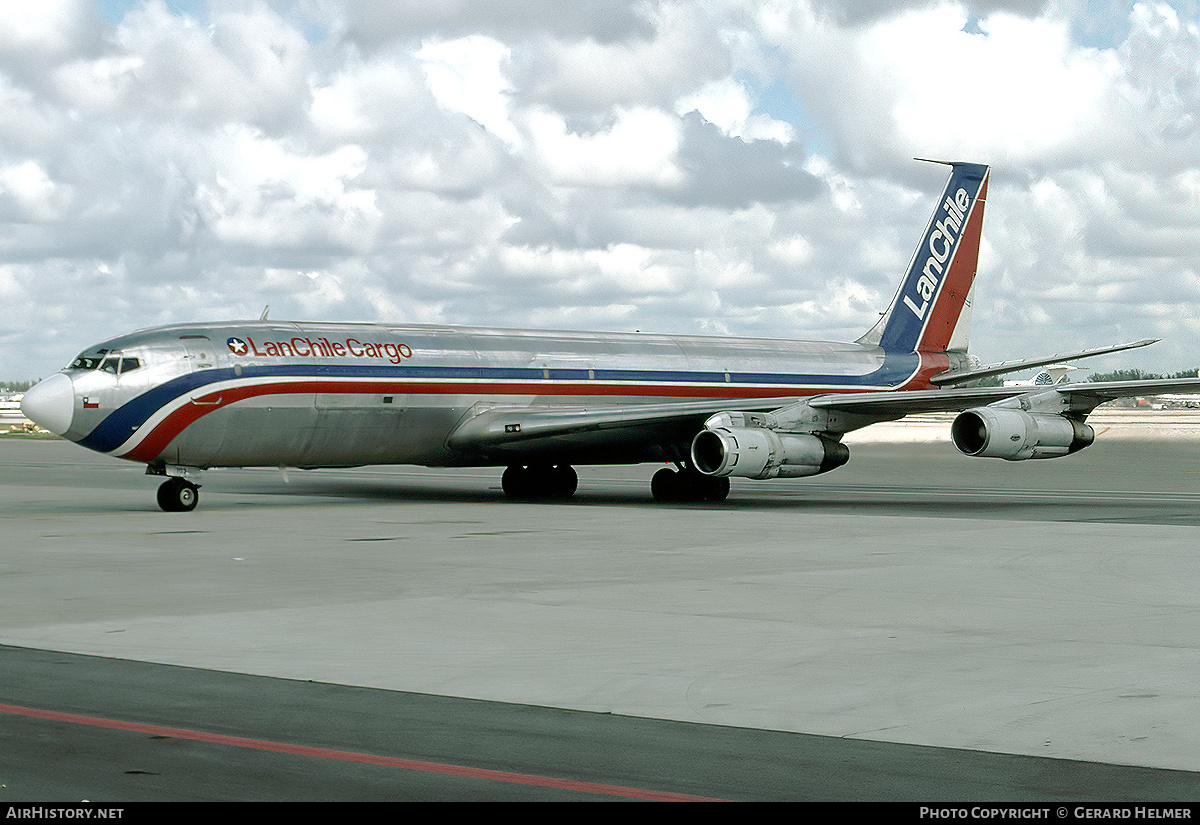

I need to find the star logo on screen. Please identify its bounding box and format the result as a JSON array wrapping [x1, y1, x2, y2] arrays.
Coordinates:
[[227, 337, 249, 355]]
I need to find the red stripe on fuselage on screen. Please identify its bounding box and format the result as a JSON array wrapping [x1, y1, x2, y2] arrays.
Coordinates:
[[117, 375, 938, 463]]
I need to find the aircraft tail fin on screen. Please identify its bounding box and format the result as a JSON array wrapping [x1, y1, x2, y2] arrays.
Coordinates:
[[858, 160, 990, 355]]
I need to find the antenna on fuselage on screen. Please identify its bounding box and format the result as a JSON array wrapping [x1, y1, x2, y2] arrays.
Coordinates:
[[260, 305, 270, 321]]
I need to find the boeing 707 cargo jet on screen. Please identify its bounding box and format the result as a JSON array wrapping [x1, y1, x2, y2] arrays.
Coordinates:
[[22, 161, 1200, 511]]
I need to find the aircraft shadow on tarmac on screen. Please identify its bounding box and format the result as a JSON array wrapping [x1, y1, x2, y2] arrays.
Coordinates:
[[184, 471, 1200, 527]]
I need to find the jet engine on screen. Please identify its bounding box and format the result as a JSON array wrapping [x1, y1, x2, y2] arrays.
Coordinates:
[[691, 424, 849, 479], [951, 407, 1094, 460]]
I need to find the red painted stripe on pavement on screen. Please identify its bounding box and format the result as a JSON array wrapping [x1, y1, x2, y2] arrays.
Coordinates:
[[0, 702, 728, 802]]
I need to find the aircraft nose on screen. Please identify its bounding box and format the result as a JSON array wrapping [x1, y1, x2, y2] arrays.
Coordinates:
[[21, 373, 74, 435]]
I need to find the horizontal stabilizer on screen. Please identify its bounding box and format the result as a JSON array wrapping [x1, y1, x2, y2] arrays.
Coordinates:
[[930, 339, 1159, 386]]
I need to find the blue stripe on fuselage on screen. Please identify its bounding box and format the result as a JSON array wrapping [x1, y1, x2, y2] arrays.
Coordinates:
[[74, 351, 920, 454]]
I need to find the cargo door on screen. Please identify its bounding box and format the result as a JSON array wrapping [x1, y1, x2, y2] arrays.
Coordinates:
[[179, 335, 222, 406], [180, 335, 216, 372]]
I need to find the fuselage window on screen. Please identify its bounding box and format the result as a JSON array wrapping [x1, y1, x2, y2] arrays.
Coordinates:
[[120, 358, 141, 373]]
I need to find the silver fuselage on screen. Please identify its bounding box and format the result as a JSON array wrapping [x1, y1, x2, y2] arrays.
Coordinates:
[[46, 320, 943, 470]]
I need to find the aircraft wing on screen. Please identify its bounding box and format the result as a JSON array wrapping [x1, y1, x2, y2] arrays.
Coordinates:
[[1049, 376, 1200, 406], [446, 396, 801, 455], [449, 377, 1200, 457]]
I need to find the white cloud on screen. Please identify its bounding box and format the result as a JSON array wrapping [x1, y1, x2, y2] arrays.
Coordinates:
[[499, 242, 681, 296], [883, 10, 1117, 162], [0, 160, 71, 222], [417, 35, 522, 148], [83, 1, 314, 129], [310, 56, 432, 143], [769, 1, 1127, 165], [524, 106, 684, 187], [516, 2, 731, 112], [0, 0, 100, 66], [194, 127, 379, 251], [676, 78, 797, 143]]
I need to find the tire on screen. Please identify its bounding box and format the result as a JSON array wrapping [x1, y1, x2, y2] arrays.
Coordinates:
[[552, 465, 578, 498], [651, 468, 679, 502], [652, 468, 729, 503], [501, 466, 530, 499], [701, 475, 730, 502], [157, 477, 199, 512], [503, 464, 578, 500]]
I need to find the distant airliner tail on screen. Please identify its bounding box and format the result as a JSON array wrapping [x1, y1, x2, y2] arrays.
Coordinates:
[[858, 160, 990, 355]]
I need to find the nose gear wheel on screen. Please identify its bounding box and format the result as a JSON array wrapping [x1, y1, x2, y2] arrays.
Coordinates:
[[157, 477, 200, 512]]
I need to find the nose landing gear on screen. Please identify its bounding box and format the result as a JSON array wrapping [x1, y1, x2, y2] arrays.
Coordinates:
[[146, 462, 202, 512], [157, 476, 200, 512]]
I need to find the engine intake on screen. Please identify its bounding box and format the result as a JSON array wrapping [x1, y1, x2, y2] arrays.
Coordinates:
[[951, 408, 1094, 460], [691, 426, 849, 479]]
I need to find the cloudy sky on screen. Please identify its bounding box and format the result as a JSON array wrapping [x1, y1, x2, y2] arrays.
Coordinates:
[[2, 0, 1198, 380]]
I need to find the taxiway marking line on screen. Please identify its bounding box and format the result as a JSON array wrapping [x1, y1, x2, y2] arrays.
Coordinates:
[[0, 702, 727, 802]]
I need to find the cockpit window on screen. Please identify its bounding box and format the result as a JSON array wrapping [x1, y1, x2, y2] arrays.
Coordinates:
[[68, 350, 139, 374], [70, 355, 101, 370], [68, 349, 108, 371]]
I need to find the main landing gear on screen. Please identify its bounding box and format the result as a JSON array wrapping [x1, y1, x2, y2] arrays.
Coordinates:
[[156, 476, 200, 512], [500, 463, 730, 503], [501, 464, 578, 500], [651, 467, 730, 503]]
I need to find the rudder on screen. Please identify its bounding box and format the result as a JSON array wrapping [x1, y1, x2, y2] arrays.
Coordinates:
[[858, 160, 990, 354]]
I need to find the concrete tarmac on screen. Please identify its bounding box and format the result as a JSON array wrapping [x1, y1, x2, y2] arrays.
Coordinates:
[[3, 432, 1200, 800]]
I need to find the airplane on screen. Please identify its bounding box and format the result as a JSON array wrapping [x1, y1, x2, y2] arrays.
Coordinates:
[[21, 160, 1200, 512], [1153, 394, 1200, 409]]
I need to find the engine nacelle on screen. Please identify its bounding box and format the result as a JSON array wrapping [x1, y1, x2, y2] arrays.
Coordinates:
[[951, 408, 1094, 461], [691, 425, 850, 479]]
